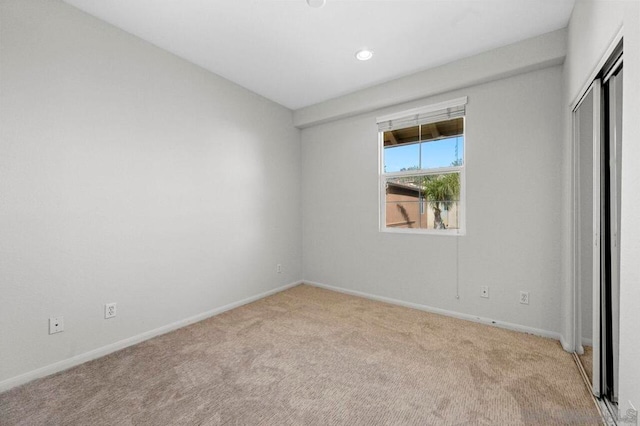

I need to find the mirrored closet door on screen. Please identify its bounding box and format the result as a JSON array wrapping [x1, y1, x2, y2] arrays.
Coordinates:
[[573, 40, 622, 411]]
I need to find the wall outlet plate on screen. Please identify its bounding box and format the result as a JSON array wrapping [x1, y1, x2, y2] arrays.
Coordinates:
[[105, 303, 117, 319], [480, 286, 489, 298], [49, 317, 64, 334], [276, 264, 282, 273], [520, 291, 530, 305]]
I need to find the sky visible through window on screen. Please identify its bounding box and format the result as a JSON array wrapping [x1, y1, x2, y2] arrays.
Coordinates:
[[384, 135, 464, 172]]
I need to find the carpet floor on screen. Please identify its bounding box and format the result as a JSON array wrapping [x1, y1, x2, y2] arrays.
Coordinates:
[[1, 285, 600, 425]]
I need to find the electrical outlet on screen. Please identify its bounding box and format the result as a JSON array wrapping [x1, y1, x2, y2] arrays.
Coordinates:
[[49, 317, 64, 334], [276, 264, 282, 273], [480, 286, 489, 298], [520, 291, 530, 305], [105, 303, 117, 319]]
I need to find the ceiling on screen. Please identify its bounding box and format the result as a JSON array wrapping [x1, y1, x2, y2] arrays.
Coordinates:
[[62, 0, 576, 110]]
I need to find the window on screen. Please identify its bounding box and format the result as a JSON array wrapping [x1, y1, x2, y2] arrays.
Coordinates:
[[378, 97, 466, 234]]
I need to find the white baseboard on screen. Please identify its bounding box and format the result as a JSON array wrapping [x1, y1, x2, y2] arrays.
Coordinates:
[[305, 280, 565, 344], [560, 335, 574, 352], [0, 280, 302, 393], [560, 337, 591, 354]]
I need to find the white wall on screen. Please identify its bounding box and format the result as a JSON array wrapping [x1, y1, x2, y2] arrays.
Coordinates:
[[0, 0, 301, 386], [563, 0, 640, 415], [301, 65, 564, 336]]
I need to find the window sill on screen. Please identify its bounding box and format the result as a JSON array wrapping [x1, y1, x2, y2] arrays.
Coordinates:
[[380, 227, 465, 236]]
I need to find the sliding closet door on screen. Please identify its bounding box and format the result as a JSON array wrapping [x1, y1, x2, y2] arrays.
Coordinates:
[[574, 80, 601, 396], [574, 40, 622, 404], [602, 66, 622, 404], [611, 67, 622, 403]]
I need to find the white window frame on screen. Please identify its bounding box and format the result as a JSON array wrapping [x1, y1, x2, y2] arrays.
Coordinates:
[[378, 97, 467, 236]]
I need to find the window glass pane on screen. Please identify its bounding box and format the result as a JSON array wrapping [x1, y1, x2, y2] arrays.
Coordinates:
[[420, 135, 464, 169], [420, 117, 463, 140], [383, 126, 419, 147], [385, 176, 422, 228], [384, 143, 419, 173], [385, 173, 460, 230]]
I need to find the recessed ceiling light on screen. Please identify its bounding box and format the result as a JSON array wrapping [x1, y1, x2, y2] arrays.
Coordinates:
[[355, 49, 374, 61], [307, 0, 326, 8]]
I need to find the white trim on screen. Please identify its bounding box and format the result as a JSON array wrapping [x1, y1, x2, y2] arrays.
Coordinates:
[[602, 55, 623, 84], [383, 165, 462, 178], [305, 280, 564, 343], [381, 227, 466, 237], [459, 134, 467, 235], [378, 129, 383, 229], [0, 280, 303, 393], [560, 334, 574, 352], [583, 337, 594, 346], [571, 96, 580, 355], [592, 78, 602, 398], [569, 26, 623, 111], [376, 96, 468, 123]]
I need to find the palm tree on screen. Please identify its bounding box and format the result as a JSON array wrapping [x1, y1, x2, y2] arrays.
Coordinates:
[[421, 173, 460, 229]]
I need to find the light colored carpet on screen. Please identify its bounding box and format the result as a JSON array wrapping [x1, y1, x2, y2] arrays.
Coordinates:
[[1, 285, 600, 425]]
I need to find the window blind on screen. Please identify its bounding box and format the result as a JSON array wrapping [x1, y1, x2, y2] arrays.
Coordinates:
[[377, 97, 467, 132]]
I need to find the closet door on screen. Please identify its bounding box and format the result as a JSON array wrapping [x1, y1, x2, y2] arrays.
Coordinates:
[[574, 80, 601, 396], [574, 40, 622, 405], [602, 65, 622, 404]]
